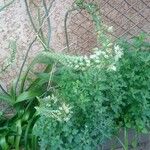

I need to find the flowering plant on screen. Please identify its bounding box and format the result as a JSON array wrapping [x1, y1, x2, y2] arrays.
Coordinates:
[[35, 1, 123, 72], [1, 0, 149, 149]]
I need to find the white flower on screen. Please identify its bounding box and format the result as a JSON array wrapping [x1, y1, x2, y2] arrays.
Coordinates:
[[84, 56, 88, 60], [106, 48, 112, 53], [79, 61, 85, 66], [74, 59, 79, 64], [78, 56, 84, 62], [90, 54, 97, 59], [108, 65, 117, 71], [61, 103, 71, 114], [93, 47, 99, 51], [114, 44, 123, 61], [104, 54, 109, 59], [86, 62, 91, 67], [107, 26, 113, 32], [95, 50, 106, 56], [64, 117, 71, 122], [68, 61, 73, 66], [107, 43, 113, 47], [95, 59, 100, 63], [84, 56, 90, 64], [97, 31, 101, 35], [46, 104, 51, 107], [114, 44, 121, 51], [85, 58, 90, 64], [95, 51, 101, 56], [101, 51, 107, 55], [81, 67, 86, 71], [74, 65, 79, 69]]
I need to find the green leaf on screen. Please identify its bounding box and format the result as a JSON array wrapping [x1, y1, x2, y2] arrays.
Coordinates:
[[25, 115, 38, 150], [141, 128, 148, 134], [125, 123, 131, 128], [16, 90, 42, 103], [35, 72, 50, 80], [0, 94, 13, 105], [0, 136, 9, 150], [32, 52, 54, 65]]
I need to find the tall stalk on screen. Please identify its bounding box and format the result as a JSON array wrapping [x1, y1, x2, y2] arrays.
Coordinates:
[[15, 120, 22, 150], [124, 128, 128, 150]]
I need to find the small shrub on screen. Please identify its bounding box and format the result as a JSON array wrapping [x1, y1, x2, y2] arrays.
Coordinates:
[[33, 35, 150, 149]]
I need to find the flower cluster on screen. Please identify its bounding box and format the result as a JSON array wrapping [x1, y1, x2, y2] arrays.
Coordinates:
[[61, 43, 123, 71], [37, 1, 123, 72], [114, 44, 124, 62], [40, 42, 123, 71], [35, 95, 73, 122]]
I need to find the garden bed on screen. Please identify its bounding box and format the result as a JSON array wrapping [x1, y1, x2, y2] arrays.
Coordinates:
[[0, 0, 150, 150]]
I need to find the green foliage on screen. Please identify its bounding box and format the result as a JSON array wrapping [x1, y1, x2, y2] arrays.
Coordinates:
[[0, 0, 150, 149], [0, 1, 55, 149], [32, 2, 125, 148], [35, 1, 123, 72], [34, 69, 116, 149], [33, 35, 150, 150], [115, 35, 150, 132], [0, 63, 55, 149]]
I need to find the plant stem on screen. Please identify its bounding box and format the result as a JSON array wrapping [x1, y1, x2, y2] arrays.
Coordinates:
[[15, 120, 22, 150], [115, 136, 126, 150], [0, 0, 15, 12], [0, 136, 9, 150], [132, 131, 138, 150], [15, 37, 37, 94], [0, 84, 10, 96], [64, 7, 78, 52], [24, 0, 37, 32], [31, 135, 37, 150], [42, 0, 51, 49], [37, 8, 47, 47], [124, 128, 128, 150]]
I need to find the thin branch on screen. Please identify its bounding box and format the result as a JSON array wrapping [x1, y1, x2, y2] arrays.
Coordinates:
[[15, 0, 55, 92], [33, 0, 56, 50], [41, 0, 56, 23], [37, 8, 47, 46], [26, 63, 58, 98], [64, 7, 78, 52], [60, 41, 76, 52], [42, 0, 54, 49], [0, 84, 10, 96], [40, 63, 57, 97], [115, 136, 126, 150], [0, 0, 15, 12], [47, 63, 56, 91], [33, 0, 56, 49], [0, 0, 16, 96], [37, 34, 48, 50], [38, 8, 56, 34], [19, 40, 75, 93], [17, 0, 56, 93], [15, 37, 37, 93], [24, 0, 37, 32], [35, 6, 56, 51]]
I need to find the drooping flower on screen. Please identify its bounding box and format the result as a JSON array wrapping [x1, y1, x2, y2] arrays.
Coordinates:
[[114, 44, 123, 62], [107, 26, 113, 32], [108, 64, 117, 71]]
